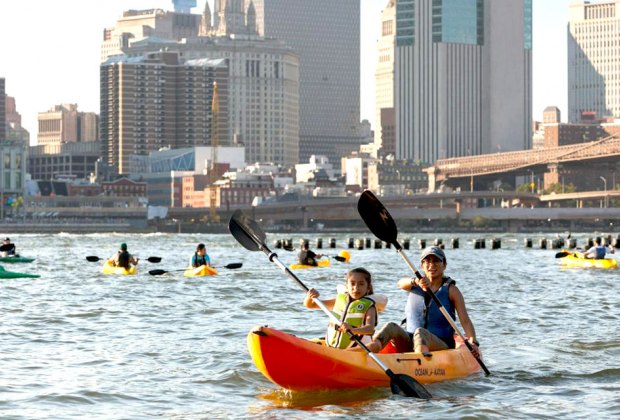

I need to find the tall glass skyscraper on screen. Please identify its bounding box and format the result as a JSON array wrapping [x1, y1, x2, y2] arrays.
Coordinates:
[[233, 0, 361, 165], [395, 0, 532, 164], [568, 0, 620, 122]]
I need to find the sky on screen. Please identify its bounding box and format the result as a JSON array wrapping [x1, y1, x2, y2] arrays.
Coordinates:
[[1, 0, 570, 143]]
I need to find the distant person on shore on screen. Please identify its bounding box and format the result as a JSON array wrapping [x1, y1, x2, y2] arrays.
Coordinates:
[[583, 237, 615, 259], [1, 237, 16, 257], [366, 246, 480, 358], [111, 243, 138, 269], [303, 267, 378, 349], [298, 241, 323, 266], [190, 243, 211, 268]]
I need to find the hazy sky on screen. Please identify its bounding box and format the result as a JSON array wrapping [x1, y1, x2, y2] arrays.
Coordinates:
[[1, 0, 570, 142]]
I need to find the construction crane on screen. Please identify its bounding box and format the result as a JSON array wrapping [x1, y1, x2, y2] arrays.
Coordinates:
[[209, 81, 220, 223]]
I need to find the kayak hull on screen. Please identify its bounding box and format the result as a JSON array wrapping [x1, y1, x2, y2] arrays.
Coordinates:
[[183, 265, 218, 277], [0, 256, 35, 263], [102, 260, 137, 275], [560, 253, 618, 269], [247, 326, 481, 392], [289, 259, 331, 270], [0, 266, 39, 279]]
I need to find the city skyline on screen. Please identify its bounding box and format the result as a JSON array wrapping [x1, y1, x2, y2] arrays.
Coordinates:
[[2, 0, 570, 143]]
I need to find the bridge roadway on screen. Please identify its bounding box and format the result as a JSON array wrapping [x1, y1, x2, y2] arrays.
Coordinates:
[[169, 191, 620, 224]]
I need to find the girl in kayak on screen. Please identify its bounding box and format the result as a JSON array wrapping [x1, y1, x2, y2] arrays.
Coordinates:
[[190, 243, 211, 267], [303, 267, 378, 349]]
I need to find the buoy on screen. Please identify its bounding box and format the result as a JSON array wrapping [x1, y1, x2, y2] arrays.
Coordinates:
[[338, 250, 351, 263]]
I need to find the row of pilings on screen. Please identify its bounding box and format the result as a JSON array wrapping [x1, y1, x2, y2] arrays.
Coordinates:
[[273, 234, 620, 251]]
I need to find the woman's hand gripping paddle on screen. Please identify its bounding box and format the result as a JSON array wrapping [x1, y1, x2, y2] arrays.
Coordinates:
[[357, 190, 491, 376], [228, 209, 431, 399]]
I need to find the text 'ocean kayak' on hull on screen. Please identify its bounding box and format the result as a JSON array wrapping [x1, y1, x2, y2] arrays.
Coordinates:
[[247, 325, 481, 392]]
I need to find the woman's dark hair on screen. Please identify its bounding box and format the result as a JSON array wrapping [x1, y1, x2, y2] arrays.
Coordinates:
[[347, 267, 373, 295], [197, 243, 206, 251]]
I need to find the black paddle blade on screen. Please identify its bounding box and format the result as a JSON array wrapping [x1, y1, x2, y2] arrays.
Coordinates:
[[146, 257, 162, 263], [149, 269, 167, 276], [86, 256, 101, 262], [333, 256, 346, 262], [357, 190, 399, 245], [224, 263, 243, 269], [555, 251, 571, 258], [390, 374, 432, 399], [229, 210, 266, 251]]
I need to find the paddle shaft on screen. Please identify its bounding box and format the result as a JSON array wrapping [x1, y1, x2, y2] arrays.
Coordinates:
[[395, 245, 491, 376]]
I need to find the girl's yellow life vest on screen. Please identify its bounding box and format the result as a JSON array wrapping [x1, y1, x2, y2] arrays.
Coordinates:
[[326, 293, 376, 349]]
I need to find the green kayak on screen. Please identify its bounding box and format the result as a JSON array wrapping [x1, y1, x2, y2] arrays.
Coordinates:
[[0, 256, 35, 263], [0, 265, 39, 279]]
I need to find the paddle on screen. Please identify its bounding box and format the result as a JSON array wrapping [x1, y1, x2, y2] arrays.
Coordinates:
[[555, 251, 573, 258], [281, 245, 347, 262], [228, 209, 431, 399], [357, 190, 491, 377], [85, 256, 162, 263], [148, 263, 243, 276]]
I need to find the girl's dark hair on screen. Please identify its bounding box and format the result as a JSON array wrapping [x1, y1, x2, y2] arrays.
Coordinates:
[[197, 243, 206, 251], [347, 267, 373, 295]]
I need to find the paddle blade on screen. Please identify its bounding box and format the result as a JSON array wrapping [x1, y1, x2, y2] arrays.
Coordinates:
[[149, 269, 167, 276], [555, 251, 571, 258], [224, 263, 243, 269], [357, 190, 399, 245], [146, 257, 162, 263], [86, 256, 101, 262], [333, 256, 346, 262], [390, 374, 432, 399], [229, 210, 266, 251]]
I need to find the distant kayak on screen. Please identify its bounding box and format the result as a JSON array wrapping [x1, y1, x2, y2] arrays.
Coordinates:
[[183, 265, 218, 277], [289, 259, 331, 270], [0, 265, 39, 279], [0, 256, 35, 263], [559, 252, 618, 269], [102, 259, 138, 275]]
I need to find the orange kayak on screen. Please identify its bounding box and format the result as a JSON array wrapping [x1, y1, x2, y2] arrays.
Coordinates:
[[247, 325, 481, 392]]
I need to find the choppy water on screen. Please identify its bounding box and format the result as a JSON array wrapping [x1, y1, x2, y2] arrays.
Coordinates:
[[0, 231, 618, 419]]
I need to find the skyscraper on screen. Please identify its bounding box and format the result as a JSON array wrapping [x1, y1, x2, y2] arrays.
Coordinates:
[[0, 78, 5, 141], [568, 0, 620, 122], [236, 0, 362, 165], [374, 0, 396, 157], [395, 0, 532, 164]]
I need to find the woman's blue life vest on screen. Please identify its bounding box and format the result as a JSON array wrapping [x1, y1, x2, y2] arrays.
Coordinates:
[[593, 246, 608, 259], [326, 293, 376, 349], [191, 253, 210, 267], [405, 277, 456, 348]]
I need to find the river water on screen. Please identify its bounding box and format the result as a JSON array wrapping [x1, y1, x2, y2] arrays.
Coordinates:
[[0, 231, 618, 419]]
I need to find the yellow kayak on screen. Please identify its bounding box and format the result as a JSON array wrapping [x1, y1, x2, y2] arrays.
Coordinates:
[[559, 251, 618, 269], [288, 259, 331, 270], [247, 325, 481, 392], [102, 259, 138, 275], [183, 265, 218, 277]]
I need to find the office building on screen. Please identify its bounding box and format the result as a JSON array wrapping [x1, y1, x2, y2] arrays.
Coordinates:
[[0, 78, 5, 141], [105, 4, 300, 168], [375, 0, 396, 156], [37, 104, 99, 146], [395, 0, 532, 164], [100, 51, 229, 174], [238, 0, 362, 165], [568, 0, 620, 122]]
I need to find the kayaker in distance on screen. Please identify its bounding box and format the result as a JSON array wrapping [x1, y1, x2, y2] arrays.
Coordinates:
[[366, 246, 480, 358], [303, 267, 378, 349], [190, 243, 211, 267], [1, 237, 16, 257], [583, 237, 615, 259], [111, 243, 138, 269], [298, 241, 323, 266]]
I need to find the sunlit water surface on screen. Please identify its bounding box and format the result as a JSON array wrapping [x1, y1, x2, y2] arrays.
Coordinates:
[[0, 232, 618, 418]]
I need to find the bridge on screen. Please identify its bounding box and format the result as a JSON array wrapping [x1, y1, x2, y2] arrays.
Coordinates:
[[427, 135, 620, 191]]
